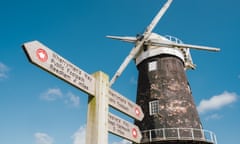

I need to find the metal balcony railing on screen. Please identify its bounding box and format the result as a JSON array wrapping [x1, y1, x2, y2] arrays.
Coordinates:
[[141, 128, 217, 144], [165, 35, 183, 44]]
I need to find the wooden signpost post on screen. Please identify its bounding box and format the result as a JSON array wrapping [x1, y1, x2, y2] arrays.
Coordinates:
[[22, 40, 143, 144]]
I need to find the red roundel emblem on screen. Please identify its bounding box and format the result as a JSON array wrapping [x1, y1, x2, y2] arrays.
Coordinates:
[[132, 128, 138, 138], [36, 48, 48, 62], [135, 107, 140, 116]]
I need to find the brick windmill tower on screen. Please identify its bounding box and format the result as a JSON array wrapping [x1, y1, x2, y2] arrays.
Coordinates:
[[108, 0, 219, 144]]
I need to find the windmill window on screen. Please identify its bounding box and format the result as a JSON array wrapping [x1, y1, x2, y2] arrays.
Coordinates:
[[148, 61, 157, 71], [149, 100, 160, 115]]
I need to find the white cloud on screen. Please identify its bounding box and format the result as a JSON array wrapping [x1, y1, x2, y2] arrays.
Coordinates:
[[197, 91, 237, 113], [112, 139, 132, 144], [34, 126, 132, 144], [65, 92, 80, 107], [71, 125, 132, 144], [40, 88, 63, 101], [34, 132, 54, 144], [40, 88, 80, 107], [0, 62, 9, 79], [204, 113, 223, 121], [72, 125, 86, 144]]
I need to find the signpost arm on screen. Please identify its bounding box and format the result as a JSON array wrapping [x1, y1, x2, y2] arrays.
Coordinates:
[[86, 71, 109, 144]]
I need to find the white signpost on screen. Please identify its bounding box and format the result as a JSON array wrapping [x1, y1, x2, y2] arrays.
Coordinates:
[[23, 40, 95, 96], [108, 89, 144, 121], [108, 113, 142, 143], [22, 40, 143, 144]]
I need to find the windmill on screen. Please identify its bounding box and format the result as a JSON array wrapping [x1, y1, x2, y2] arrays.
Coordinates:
[[107, 0, 219, 144], [108, 0, 219, 86]]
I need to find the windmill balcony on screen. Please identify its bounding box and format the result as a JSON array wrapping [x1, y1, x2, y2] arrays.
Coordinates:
[[141, 128, 217, 144]]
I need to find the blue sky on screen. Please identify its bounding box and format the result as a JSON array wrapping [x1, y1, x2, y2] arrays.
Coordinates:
[[0, 0, 239, 144]]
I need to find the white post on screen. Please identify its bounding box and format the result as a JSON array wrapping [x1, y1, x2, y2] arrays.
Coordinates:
[[177, 128, 180, 139], [149, 130, 152, 142], [86, 71, 109, 144], [163, 128, 166, 140], [191, 128, 194, 140]]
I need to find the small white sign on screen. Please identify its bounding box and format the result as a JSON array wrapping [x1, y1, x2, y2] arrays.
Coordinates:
[[23, 40, 95, 96], [108, 89, 144, 121], [108, 113, 142, 143]]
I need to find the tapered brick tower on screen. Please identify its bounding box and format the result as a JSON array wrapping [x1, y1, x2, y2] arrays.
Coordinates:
[[134, 35, 217, 144]]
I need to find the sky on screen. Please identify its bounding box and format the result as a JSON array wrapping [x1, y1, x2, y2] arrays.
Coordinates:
[[0, 0, 239, 144]]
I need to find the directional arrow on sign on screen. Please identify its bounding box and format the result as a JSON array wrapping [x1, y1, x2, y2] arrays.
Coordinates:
[[108, 113, 142, 143], [22, 40, 95, 96], [108, 89, 144, 121]]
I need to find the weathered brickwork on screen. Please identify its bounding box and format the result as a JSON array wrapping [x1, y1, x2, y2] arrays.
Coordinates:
[[135, 54, 205, 144]]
